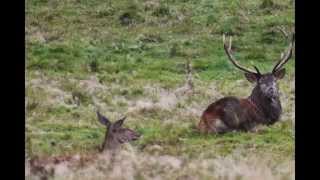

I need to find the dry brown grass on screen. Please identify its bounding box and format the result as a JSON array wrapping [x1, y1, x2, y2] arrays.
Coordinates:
[[26, 146, 294, 180]]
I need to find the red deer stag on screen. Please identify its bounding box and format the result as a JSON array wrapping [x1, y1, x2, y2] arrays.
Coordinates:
[[198, 33, 295, 134]]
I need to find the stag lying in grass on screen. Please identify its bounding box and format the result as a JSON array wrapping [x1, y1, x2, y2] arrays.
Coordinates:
[[198, 33, 295, 134]]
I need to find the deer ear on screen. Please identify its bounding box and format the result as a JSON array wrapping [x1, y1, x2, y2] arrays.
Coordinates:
[[113, 117, 126, 128], [244, 73, 259, 83], [97, 111, 111, 126], [273, 68, 286, 79]]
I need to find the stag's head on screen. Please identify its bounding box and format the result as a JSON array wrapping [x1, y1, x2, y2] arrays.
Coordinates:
[[222, 33, 295, 99], [97, 111, 140, 152]]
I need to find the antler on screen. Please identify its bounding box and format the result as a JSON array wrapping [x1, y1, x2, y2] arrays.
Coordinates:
[[275, 26, 289, 38], [223, 34, 259, 74], [272, 33, 295, 73]]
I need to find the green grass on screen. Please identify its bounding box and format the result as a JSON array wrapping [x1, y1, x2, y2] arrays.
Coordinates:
[[27, 115, 293, 161], [26, 0, 294, 179]]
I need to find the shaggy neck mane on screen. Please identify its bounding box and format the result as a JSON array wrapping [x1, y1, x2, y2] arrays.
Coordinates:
[[248, 85, 282, 124]]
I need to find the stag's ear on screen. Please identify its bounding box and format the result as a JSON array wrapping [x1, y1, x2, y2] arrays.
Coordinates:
[[244, 73, 259, 83], [273, 68, 286, 80], [113, 117, 126, 129], [97, 111, 111, 126]]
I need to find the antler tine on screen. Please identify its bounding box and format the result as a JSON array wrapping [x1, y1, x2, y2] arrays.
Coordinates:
[[253, 66, 261, 75], [272, 33, 295, 73], [222, 34, 257, 74], [228, 36, 232, 52], [276, 26, 289, 38]]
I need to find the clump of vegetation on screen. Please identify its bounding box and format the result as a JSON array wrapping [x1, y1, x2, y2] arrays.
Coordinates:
[[27, 99, 39, 112], [71, 90, 91, 106], [169, 42, 182, 57], [260, 0, 276, 9], [119, 3, 144, 26], [152, 5, 171, 17], [88, 59, 99, 72], [259, 0, 288, 14], [219, 16, 244, 36], [138, 33, 164, 43], [206, 14, 218, 26]]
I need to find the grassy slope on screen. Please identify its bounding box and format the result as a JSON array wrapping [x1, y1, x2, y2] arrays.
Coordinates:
[[26, 0, 295, 179]]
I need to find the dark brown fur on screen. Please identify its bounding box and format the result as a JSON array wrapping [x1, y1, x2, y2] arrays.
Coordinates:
[[199, 86, 282, 134], [198, 33, 294, 134]]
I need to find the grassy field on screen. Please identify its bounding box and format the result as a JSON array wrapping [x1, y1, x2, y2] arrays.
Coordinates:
[[26, 0, 295, 179]]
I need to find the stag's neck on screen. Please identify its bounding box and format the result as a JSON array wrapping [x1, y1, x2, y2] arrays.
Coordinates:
[[248, 86, 282, 124]]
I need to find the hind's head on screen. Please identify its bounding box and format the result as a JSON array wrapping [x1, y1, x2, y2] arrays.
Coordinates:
[[97, 111, 140, 152]]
